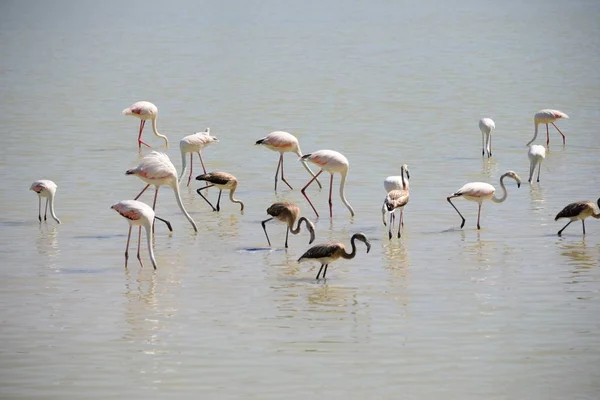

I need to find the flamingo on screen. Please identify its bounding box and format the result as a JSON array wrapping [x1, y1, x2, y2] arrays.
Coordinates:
[[261, 202, 316, 248], [527, 145, 546, 183], [297, 233, 371, 280], [526, 109, 569, 147], [447, 171, 521, 229], [179, 128, 219, 186], [30, 180, 61, 224], [126, 152, 198, 232], [111, 200, 173, 269], [383, 189, 410, 239], [195, 172, 244, 212], [479, 118, 495, 157], [255, 131, 322, 191], [122, 101, 169, 149], [555, 198, 600, 236], [300, 150, 355, 218], [382, 164, 410, 224]]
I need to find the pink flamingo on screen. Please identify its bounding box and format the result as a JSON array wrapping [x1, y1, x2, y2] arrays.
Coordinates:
[[526, 109, 569, 147], [126, 151, 198, 232], [300, 150, 355, 218], [30, 180, 61, 224], [111, 200, 172, 269], [179, 127, 219, 186], [122, 101, 169, 149], [255, 131, 321, 191]]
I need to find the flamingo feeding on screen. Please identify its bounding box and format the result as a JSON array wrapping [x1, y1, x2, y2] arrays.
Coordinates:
[[111, 200, 173, 269], [261, 202, 316, 248], [384, 188, 410, 239], [527, 145, 546, 183], [447, 171, 521, 229], [195, 172, 244, 212], [30, 180, 61, 224], [554, 198, 600, 236], [479, 118, 495, 158], [297, 233, 371, 280], [255, 131, 322, 191], [126, 151, 198, 232], [526, 109, 569, 147], [179, 128, 219, 186], [122, 101, 169, 149], [300, 150, 355, 218], [382, 164, 410, 224]]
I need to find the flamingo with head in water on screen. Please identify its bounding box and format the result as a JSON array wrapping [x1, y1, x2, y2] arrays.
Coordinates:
[[526, 109, 569, 147], [122, 101, 169, 149], [30, 180, 61, 224]]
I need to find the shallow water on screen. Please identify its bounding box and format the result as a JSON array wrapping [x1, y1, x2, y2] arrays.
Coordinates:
[[1, 0, 599, 398]]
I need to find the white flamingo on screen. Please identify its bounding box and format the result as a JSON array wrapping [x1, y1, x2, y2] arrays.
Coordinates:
[[126, 151, 198, 232], [479, 118, 495, 157], [527, 145, 546, 183], [382, 164, 410, 224], [255, 131, 322, 191], [179, 127, 219, 186], [526, 109, 569, 147], [447, 171, 521, 229], [300, 150, 355, 218], [122, 101, 169, 149], [30, 180, 61, 224]]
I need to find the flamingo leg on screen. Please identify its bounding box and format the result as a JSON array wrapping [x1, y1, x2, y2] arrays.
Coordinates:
[[322, 264, 329, 279], [124, 226, 132, 268], [447, 196, 466, 228], [537, 163, 541, 182], [489, 134, 492, 157], [216, 190, 222, 212], [301, 170, 324, 217], [44, 198, 48, 221], [138, 120, 151, 148], [328, 174, 334, 218], [285, 227, 290, 248], [398, 211, 402, 238], [38, 196, 42, 222], [558, 220, 572, 236], [400, 208, 405, 227], [388, 212, 393, 240], [546, 123, 550, 146], [582, 220, 586, 235], [136, 227, 144, 268], [154, 216, 173, 231], [261, 217, 273, 246], [152, 187, 159, 210], [187, 153, 194, 187], [551, 122, 566, 145], [280, 154, 293, 190], [316, 264, 325, 279], [273, 155, 282, 191], [134, 184, 151, 200], [477, 203, 482, 230], [196, 185, 217, 211]]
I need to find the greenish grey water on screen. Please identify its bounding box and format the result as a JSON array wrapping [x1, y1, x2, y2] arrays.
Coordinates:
[[1, 0, 599, 398]]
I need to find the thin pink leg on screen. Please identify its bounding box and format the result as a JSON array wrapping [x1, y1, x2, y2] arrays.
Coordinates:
[[546, 124, 550, 146], [328, 174, 334, 218], [134, 184, 150, 200], [280, 154, 293, 190], [551, 122, 566, 145], [198, 152, 207, 174], [152, 187, 159, 210], [187, 153, 194, 186], [273, 155, 282, 191], [124, 226, 132, 268], [301, 170, 323, 217], [138, 120, 151, 148], [477, 203, 482, 230]]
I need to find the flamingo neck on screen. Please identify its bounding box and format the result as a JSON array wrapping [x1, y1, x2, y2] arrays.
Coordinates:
[[144, 221, 157, 269], [290, 216, 302, 235], [491, 174, 510, 204], [171, 182, 198, 232], [178, 147, 188, 183], [152, 118, 169, 148], [339, 170, 355, 217], [341, 237, 358, 260], [48, 192, 61, 224], [229, 184, 244, 211], [526, 123, 539, 146], [401, 169, 406, 190]]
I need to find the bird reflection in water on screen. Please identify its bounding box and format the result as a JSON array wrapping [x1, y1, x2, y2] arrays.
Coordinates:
[[559, 238, 597, 270], [36, 225, 60, 266], [481, 156, 498, 179]]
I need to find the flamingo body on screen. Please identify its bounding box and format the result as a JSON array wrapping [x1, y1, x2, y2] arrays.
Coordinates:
[[300, 149, 355, 218], [479, 118, 495, 157], [195, 172, 244, 211], [384, 189, 410, 239], [526, 109, 569, 146], [527, 145, 546, 183], [382, 164, 410, 224], [255, 131, 321, 191], [555, 198, 600, 236], [30, 180, 61, 224], [122, 101, 169, 148], [179, 128, 219, 186]]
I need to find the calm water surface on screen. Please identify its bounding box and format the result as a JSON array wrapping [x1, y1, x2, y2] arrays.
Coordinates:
[[1, 0, 599, 398]]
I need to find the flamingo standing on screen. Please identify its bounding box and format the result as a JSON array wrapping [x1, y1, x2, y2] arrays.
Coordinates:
[[383, 188, 410, 240], [479, 118, 495, 157], [179, 128, 219, 186], [527, 145, 546, 183], [122, 101, 169, 149], [382, 164, 410, 224], [126, 151, 198, 232], [300, 150, 355, 218], [255, 131, 322, 191], [447, 171, 521, 229], [555, 198, 600, 236], [297, 233, 371, 280], [526, 109, 569, 147], [30, 180, 61, 224], [111, 200, 173, 269], [195, 172, 244, 212], [261, 202, 316, 248]]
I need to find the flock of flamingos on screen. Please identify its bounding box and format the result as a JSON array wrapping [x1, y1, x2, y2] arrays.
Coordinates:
[[29, 102, 600, 277]]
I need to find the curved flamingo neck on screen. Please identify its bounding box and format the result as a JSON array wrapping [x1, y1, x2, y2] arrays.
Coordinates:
[[178, 148, 188, 183], [339, 170, 355, 217], [152, 118, 169, 147], [48, 192, 61, 224], [527, 123, 539, 146], [228, 184, 244, 210], [144, 222, 157, 269], [341, 237, 358, 260], [491, 174, 511, 203], [170, 182, 198, 232]]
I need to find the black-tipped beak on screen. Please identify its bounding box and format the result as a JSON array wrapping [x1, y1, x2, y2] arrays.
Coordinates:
[[517, 183, 521, 188]]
